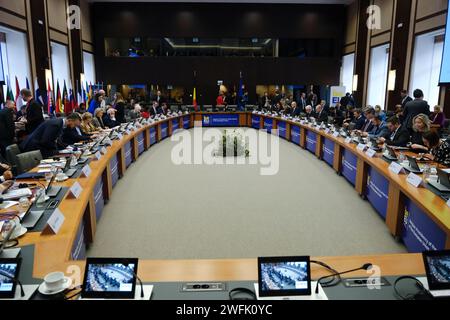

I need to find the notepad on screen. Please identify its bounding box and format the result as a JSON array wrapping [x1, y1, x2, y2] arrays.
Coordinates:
[[2, 188, 32, 200]]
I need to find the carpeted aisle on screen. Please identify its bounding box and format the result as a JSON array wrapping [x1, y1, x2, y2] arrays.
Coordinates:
[[87, 128, 406, 259]]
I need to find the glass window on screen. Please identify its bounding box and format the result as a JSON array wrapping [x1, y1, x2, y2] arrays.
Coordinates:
[[83, 51, 96, 85], [410, 29, 445, 109], [340, 53, 355, 93], [51, 42, 71, 90], [367, 44, 390, 109], [0, 26, 32, 98]]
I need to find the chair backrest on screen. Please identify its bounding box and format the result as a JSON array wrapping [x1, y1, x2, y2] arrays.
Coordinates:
[[5, 144, 21, 174], [16, 150, 43, 174]]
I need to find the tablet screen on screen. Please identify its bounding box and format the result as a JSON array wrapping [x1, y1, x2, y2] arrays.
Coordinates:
[[258, 256, 311, 297], [0, 258, 21, 299], [81, 258, 138, 299], [423, 251, 450, 291]]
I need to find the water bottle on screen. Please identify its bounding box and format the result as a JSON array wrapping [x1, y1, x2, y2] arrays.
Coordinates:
[[422, 164, 431, 182], [398, 152, 406, 163], [36, 188, 47, 206], [1, 219, 13, 240]]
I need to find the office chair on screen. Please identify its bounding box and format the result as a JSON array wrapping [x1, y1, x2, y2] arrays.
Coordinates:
[[5, 144, 21, 175], [16, 150, 43, 174]]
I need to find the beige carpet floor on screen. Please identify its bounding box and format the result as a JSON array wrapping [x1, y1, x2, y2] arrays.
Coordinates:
[[87, 128, 407, 259]]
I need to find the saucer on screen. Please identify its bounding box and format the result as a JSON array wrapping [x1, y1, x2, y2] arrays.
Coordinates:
[[38, 277, 72, 296], [55, 175, 69, 182]]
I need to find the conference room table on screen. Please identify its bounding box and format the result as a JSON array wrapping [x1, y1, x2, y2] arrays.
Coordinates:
[[2, 111, 450, 292]]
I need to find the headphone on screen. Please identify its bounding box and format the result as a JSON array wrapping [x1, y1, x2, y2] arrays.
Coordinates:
[[228, 287, 257, 301], [393, 276, 434, 300]]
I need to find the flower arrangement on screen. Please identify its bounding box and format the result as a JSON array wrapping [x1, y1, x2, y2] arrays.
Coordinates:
[[215, 129, 250, 157]]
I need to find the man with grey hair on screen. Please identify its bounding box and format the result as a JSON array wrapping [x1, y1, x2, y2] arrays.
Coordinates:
[[21, 88, 44, 134], [305, 105, 316, 118]]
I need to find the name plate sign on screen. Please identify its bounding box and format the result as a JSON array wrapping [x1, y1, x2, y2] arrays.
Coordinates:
[[68, 181, 83, 199], [43, 208, 65, 235], [389, 162, 404, 175], [80, 165, 91, 178], [407, 173, 422, 188]]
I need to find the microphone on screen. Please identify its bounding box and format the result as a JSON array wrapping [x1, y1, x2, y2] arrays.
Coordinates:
[[315, 263, 373, 294], [0, 270, 25, 298], [123, 261, 144, 299]]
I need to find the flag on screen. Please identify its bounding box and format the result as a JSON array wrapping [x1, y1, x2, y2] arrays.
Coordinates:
[[192, 71, 198, 111], [47, 78, 53, 115], [87, 82, 93, 105], [26, 77, 30, 90], [14, 76, 22, 110], [55, 80, 62, 113], [237, 71, 245, 111], [69, 88, 76, 113], [35, 77, 44, 105], [6, 76, 14, 102], [0, 86, 4, 109], [62, 80, 69, 114]]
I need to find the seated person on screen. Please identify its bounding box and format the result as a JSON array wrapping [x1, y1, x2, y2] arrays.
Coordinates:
[[346, 108, 366, 130], [62, 113, 93, 145], [280, 100, 292, 115], [394, 104, 404, 124], [103, 108, 120, 128], [360, 108, 375, 132], [374, 105, 386, 121], [270, 102, 281, 113], [304, 105, 316, 119], [378, 116, 410, 147], [92, 108, 106, 130], [329, 107, 344, 127], [141, 106, 150, 119], [314, 104, 328, 123], [128, 104, 142, 120], [149, 101, 160, 116], [291, 102, 301, 117], [80, 112, 99, 134], [422, 130, 450, 167], [160, 103, 169, 115], [342, 105, 355, 125], [0, 162, 13, 182], [361, 115, 390, 140], [0, 180, 13, 195], [410, 114, 431, 152], [20, 113, 81, 158], [430, 105, 445, 128]]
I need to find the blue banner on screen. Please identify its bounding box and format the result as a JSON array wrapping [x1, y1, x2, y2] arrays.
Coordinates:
[[160, 122, 169, 139], [291, 125, 301, 145], [71, 222, 86, 260], [138, 132, 145, 155], [306, 130, 317, 154], [110, 157, 119, 188], [322, 138, 335, 167], [172, 118, 180, 131], [94, 178, 105, 221], [366, 167, 389, 219], [264, 117, 273, 133], [202, 114, 240, 127], [150, 127, 157, 145], [341, 149, 357, 185], [252, 115, 261, 129], [125, 141, 133, 168], [402, 198, 447, 253], [183, 116, 191, 129], [277, 121, 287, 139]]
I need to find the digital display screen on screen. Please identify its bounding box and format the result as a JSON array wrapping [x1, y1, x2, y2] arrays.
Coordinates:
[[439, 0, 450, 83], [84, 263, 136, 293], [426, 255, 450, 286], [0, 263, 18, 292], [258, 256, 311, 297]]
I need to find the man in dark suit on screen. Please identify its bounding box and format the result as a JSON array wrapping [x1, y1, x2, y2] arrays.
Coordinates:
[[400, 90, 413, 110], [259, 92, 271, 110], [402, 89, 430, 132], [149, 101, 160, 116], [155, 90, 166, 105], [360, 108, 375, 133], [351, 108, 366, 131], [62, 113, 92, 145], [20, 113, 80, 158], [379, 116, 410, 147], [298, 92, 307, 111], [291, 101, 301, 117], [315, 104, 328, 123], [0, 100, 16, 157], [21, 89, 44, 134], [304, 105, 316, 119]]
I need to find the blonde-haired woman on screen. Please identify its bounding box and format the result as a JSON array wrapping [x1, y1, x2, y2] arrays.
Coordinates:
[[81, 112, 99, 134], [114, 92, 126, 123], [92, 108, 106, 129], [410, 113, 431, 152]]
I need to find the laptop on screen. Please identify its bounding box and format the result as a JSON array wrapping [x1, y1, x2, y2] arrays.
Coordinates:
[[423, 250, 450, 299], [0, 258, 22, 298], [46, 174, 61, 198], [400, 155, 423, 174], [20, 203, 45, 230], [0, 224, 21, 259], [383, 146, 398, 161], [428, 169, 450, 193]]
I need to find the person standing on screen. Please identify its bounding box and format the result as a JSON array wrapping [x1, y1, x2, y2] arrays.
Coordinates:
[[403, 89, 431, 132], [114, 93, 127, 123], [400, 90, 413, 109], [21, 88, 44, 134], [0, 100, 16, 157]]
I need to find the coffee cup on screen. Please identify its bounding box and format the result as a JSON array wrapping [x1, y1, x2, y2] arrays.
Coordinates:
[[44, 272, 67, 292]]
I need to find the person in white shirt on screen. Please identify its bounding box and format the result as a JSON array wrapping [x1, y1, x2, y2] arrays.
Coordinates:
[[0, 162, 13, 182]]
